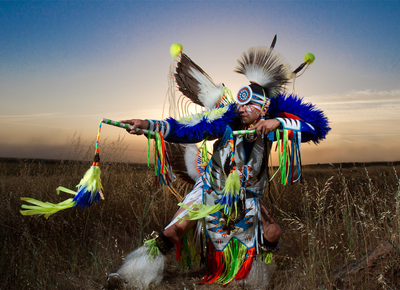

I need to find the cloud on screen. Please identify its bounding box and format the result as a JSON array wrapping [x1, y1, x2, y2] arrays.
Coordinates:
[[7, 122, 71, 130], [306, 88, 400, 123], [61, 108, 165, 120], [0, 113, 59, 119], [301, 137, 400, 165], [308, 88, 400, 104], [0, 113, 72, 130]]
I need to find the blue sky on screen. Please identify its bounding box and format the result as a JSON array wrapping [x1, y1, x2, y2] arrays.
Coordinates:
[[1, 0, 400, 164]]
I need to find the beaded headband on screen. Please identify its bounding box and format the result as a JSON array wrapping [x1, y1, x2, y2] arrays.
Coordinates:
[[236, 85, 270, 109]]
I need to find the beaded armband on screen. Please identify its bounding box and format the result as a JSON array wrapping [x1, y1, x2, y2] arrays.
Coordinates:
[[146, 119, 170, 137], [259, 241, 281, 253], [275, 117, 301, 131]]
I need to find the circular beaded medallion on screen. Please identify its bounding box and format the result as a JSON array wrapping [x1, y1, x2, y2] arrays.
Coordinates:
[[236, 86, 253, 105]]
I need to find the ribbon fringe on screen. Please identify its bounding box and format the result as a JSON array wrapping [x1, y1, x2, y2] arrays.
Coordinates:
[[175, 229, 201, 269], [201, 239, 255, 285], [270, 129, 302, 185], [151, 131, 175, 186]]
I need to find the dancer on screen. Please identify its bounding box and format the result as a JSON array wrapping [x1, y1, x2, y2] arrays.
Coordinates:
[[107, 37, 330, 289]]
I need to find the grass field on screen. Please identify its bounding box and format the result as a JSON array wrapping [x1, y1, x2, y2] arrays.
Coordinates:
[[1, 157, 400, 289]]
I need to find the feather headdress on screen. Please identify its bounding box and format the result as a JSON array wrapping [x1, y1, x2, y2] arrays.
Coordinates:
[[234, 36, 290, 97]]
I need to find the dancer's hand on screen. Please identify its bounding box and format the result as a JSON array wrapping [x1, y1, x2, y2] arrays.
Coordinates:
[[120, 119, 149, 135], [252, 119, 281, 135]]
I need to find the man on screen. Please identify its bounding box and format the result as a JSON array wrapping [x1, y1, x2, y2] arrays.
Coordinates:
[[107, 44, 329, 289], [122, 90, 282, 247]]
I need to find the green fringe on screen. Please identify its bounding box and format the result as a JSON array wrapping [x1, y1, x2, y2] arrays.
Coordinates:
[[20, 197, 75, 219], [221, 170, 240, 219], [222, 170, 240, 197], [20, 186, 77, 219], [144, 238, 160, 261], [177, 203, 223, 221], [218, 239, 248, 284], [178, 170, 241, 222], [260, 252, 273, 264], [270, 129, 290, 184], [179, 229, 200, 269]]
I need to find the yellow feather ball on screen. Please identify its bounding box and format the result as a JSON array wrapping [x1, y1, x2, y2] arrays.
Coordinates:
[[304, 52, 315, 64], [170, 43, 183, 58]]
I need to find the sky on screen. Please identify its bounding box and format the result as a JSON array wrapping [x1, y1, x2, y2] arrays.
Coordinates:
[[1, 0, 400, 164]]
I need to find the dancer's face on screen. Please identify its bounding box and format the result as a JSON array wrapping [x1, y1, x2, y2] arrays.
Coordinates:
[[238, 102, 263, 125]]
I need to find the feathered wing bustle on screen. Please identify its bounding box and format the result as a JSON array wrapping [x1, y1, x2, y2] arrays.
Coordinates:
[[166, 50, 234, 187], [175, 53, 223, 110], [235, 47, 290, 96]]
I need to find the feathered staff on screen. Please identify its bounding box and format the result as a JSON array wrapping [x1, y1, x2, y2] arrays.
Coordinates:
[[19, 43, 187, 218], [20, 121, 104, 218], [20, 118, 176, 218]]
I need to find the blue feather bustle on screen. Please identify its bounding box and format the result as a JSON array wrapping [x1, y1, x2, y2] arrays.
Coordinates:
[[269, 93, 331, 143]]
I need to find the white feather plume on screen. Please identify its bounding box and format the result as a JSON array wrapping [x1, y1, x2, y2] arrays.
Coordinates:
[[235, 47, 290, 96]]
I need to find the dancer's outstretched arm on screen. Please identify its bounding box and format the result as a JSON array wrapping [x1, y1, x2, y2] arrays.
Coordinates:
[[120, 119, 149, 135]]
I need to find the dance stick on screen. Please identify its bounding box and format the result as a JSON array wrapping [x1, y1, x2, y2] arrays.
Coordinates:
[[102, 118, 152, 134], [102, 118, 275, 138]]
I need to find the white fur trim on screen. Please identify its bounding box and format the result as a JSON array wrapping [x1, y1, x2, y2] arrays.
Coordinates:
[[117, 246, 164, 289], [234, 258, 275, 289]]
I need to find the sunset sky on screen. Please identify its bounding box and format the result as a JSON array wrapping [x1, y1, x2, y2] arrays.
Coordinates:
[[1, 0, 400, 164]]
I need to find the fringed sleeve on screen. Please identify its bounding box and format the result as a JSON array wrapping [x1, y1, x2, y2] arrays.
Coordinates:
[[268, 93, 330, 184], [269, 93, 331, 143]]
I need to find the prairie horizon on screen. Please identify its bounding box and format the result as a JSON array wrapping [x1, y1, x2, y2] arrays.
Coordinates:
[[2, 156, 400, 169], [1, 158, 400, 289]]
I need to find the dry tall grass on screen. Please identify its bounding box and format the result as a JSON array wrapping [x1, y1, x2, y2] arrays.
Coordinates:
[[1, 148, 399, 289]]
